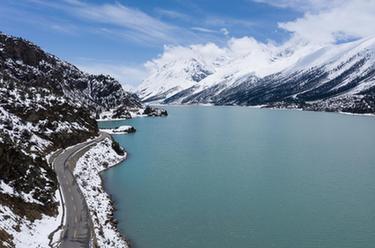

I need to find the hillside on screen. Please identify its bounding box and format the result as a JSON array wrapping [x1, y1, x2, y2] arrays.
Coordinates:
[[139, 37, 375, 114], [0, 32, 164, 247]]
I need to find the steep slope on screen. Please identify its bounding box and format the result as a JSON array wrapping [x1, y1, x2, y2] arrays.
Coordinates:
[[139, 37, 375, 114], [0, 33, 143, 116], [212, 37, 375, 113], [0, 32, 164, 247], [0, 33, 98, 247]]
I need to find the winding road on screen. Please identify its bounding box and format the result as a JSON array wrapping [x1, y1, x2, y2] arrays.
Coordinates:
[[51, 132, 111, 248]]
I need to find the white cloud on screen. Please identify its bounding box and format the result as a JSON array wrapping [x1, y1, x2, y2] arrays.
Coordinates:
[[77, 62, 147, 87], [26, 0, 223, 45], [191, 27, 218, 33], [154, 8, 190, 21], [227, 36, 272, 56], [49, 23, 77, 34], [146, 43, 223, 63], [191, 27, 231, 37], [144, 42, 227, 75], [205, 16, 256, 28], [278, 0, 375, 44], [68, 2, 177, 44], [252, 0, 343, 12], [220, 28, 230, 36], [143, 36, 276, 76]]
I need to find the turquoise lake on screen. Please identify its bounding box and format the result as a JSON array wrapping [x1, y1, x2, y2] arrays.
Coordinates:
[[99, 106, 375, 248]]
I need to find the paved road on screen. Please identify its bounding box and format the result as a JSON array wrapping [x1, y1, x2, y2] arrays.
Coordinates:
[[52, 132, 110, 248]]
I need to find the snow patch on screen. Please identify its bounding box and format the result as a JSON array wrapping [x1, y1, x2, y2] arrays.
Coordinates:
[[0, 190, 63, 248]]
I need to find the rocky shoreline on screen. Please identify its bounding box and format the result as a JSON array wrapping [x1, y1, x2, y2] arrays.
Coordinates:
[[73, 137, 129, 247], [98, 150, 131, 247]]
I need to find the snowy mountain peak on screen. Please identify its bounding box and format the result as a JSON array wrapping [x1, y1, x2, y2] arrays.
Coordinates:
[[138, 36, 375, 114], [138, 56, 214, 102]]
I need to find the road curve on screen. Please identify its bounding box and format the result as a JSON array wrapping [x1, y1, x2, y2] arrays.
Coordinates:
[[52, 132, 111, 248]]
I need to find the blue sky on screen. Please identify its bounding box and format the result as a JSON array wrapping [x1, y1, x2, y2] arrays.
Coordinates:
[[1, 0, 374, 85], [0, 0, 302, 83]]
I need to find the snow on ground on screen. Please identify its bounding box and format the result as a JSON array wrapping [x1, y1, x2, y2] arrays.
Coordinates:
[[0, 180, 43, 205], [0, 190, 63, 248], [99, 125, 136, 134], [0, 148, 66, 248], [97, 109, 145, 121], [0, 106, 52, 153], [74, 138, 128, 248]]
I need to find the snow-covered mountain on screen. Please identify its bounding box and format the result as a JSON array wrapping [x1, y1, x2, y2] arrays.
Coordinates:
[[138, 56, 216, 102], [138, 37, 375, 114], [0, 32, 165, 247]]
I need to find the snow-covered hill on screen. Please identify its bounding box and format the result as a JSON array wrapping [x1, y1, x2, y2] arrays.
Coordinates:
[[0, 32, 165, 247], [138, 37, 375, 114]]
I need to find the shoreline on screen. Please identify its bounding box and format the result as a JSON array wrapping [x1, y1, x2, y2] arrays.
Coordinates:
[[255, 105, 375, 118], [98, 153, 132, 247], [96, 115, 147, 122], [140, 102, 375, 118], [95, 105, 374, 246], [73, 136, 130, 247], [93, 105, 374, 248]]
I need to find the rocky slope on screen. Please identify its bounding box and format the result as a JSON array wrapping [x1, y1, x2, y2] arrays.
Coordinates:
[[0, 32, 164, 247], [139, 37, 375, 114]]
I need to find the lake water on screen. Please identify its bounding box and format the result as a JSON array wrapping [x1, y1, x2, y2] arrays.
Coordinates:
[[99, 106, 375, 248]]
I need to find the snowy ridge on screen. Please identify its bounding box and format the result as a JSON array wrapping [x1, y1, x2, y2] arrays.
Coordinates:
[[138, 36, 375, 114], [139, 57, 214, 102], [138, 37, 318, 102]]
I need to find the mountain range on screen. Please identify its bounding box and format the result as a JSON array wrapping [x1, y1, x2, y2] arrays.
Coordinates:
[[138, 37, 375, 114]]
